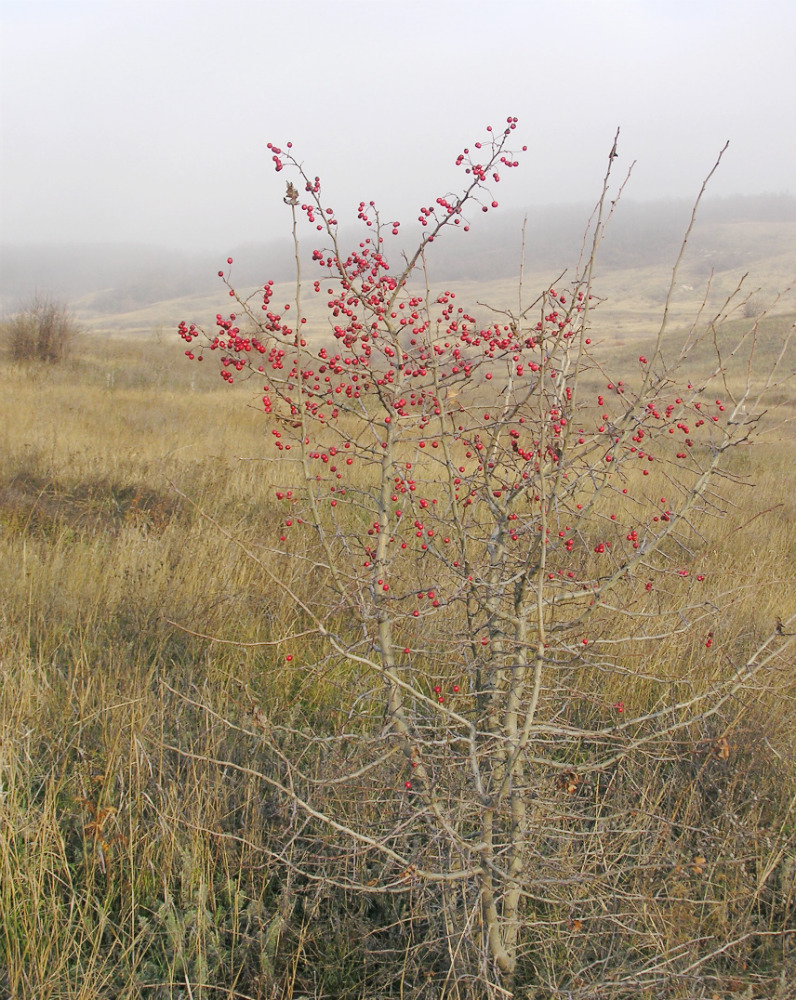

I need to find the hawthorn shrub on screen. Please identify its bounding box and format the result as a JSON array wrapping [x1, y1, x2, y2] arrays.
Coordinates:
[[176, 121, 795, 997], [2, 295, 79, 364]]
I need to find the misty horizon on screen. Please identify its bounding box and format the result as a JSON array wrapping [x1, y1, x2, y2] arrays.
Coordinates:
[[2, 193, 794, 318]]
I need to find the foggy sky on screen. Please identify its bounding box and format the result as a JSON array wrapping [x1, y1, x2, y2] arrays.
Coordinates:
[[2, 0, 795, 252]]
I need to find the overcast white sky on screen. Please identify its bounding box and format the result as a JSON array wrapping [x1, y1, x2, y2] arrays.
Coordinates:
[[1, 0, 795, 251]]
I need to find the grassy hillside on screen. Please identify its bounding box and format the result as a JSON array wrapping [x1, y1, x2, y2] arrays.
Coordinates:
[[3, 195, 794, 341], [0, 300, 794, 998]]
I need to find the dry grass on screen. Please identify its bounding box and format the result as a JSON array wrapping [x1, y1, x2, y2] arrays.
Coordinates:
[[0, 322, 794, 999]]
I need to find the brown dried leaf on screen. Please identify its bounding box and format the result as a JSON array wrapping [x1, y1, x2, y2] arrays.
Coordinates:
[[556, 770, 580, 794], [713, 737, 730, 760]]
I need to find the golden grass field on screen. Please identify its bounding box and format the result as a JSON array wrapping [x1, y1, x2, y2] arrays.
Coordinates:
[[0, 292, 795, 998]]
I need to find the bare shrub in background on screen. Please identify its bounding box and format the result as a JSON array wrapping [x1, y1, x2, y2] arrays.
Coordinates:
[[3, 295, 80, 364], [175, 120, 796, 998]]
